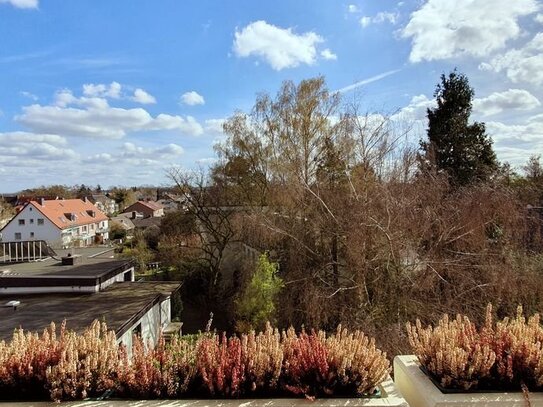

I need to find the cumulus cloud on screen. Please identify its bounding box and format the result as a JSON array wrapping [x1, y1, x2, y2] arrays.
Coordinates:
[[473, 89, 540, 116], [479, 33, 543, 85], [391, 94, 435, 123], [181, 91, 205, 106], [233, 20, 330, 70], [320, 48, 337, 60], [0, 0, 38, 9], [402, 0, 539, 63], [131, 88, 156, 104], [16, 86, 204, 138], [0, 132, 77, 161], [204, 118, 226, 134], [83, 82, 122, 99], [120, 142, 184, 159]]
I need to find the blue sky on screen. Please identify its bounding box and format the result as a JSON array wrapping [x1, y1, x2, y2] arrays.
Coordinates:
[[1, 0, 542, 192]]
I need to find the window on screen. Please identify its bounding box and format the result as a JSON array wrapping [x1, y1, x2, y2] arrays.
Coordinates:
[[30, 232, 35, 238], [37, 218, 44, 225], [14, 233, 21, 240], [30, 219, 34, 224], [18, 219, 25, 226], [82, 226, 87, 232]]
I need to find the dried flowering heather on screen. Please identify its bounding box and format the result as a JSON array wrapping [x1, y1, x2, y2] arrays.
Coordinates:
[[241, 323, 283, 393], [196, 333, 246, 397], [116, 334, 197, 398], [46, 320, 120, 401], [492, 306, 543, 389], [407, 304, 543, 391], [406, 313, 495, 390], [281, 327, 330, 397], [324, 325, 390, 396], [0, 322, 65, 399]]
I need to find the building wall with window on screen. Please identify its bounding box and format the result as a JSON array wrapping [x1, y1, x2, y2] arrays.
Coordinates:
[[0, 202, 109, 247], [0, 203, 60, 244]]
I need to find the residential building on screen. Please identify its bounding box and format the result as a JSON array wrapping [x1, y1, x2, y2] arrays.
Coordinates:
[[122, 201, 164, 218], [0, 246, 181, 348], [86, 194, 119, 216], [0, 198, 109, 248]]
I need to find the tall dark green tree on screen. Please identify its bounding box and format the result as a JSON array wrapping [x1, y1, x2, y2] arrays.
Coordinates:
[[421, 70, 498, 186]]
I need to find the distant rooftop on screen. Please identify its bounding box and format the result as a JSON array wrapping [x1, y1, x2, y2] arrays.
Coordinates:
[[0, 281, 181, 341]]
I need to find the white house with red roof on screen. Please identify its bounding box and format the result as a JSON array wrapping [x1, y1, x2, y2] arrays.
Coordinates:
[[0, 198, 109, 248]]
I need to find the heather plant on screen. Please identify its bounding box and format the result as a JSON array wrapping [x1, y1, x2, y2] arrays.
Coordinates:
[[281, 326, 390, 397], [0, 319, 389, 401], [407, 304, 543, 391], [46, 320, 119, 401], [0, 322, 64, 400], [117, 334, 197, 398]]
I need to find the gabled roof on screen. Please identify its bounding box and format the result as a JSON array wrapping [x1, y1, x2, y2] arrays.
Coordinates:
[[124, 200, 164, 212], [29, 199, 109, 229]]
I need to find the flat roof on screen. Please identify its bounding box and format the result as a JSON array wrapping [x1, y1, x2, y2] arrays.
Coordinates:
[[0, 247, 120, 277], [0, 281, 181, 341]]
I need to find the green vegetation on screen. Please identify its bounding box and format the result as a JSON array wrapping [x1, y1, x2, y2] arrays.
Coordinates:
[[235, 253, 284, 332]]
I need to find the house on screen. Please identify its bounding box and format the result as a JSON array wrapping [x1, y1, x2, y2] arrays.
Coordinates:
[[122, 201, 164, 218], [0, 198, 109, 248], [0, 246, 181, 348], [86, 194, 119, 216], [157, 192, 185, 212]]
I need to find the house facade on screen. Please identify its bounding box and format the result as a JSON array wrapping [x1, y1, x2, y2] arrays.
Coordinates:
[[86, 194, 119, 216], [122, 201, 164, 218], [0, 199, 109, 248]]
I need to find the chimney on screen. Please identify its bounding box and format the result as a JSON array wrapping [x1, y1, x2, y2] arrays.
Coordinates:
[[84, 196, 89, 203], [39, 198, 45, 206]]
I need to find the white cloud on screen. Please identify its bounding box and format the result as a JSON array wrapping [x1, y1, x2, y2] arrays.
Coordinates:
[[204, 118, 225, 134], [233, 20, 327, 70], [0, 0, 38, 9], [402, 0, 539, 63], [16, 88, 204, 138], [181, 91, 205, 106], [359, 16, 371, 28], [131, 88, 156, 104], [320, 48, 337, 60], [391, 94, 436, 123], [0, 132, 77, 161], [473, 89, 540, 116], [479, 33, 543, 85], [83, 82, 122, 99], [536, 13, 543, 23], [0, 131, 66, 146], [120, 142, 184, 159], [20, 91, 38, 101], [348, 4, 359, 13], [360, 11, 399, 28]]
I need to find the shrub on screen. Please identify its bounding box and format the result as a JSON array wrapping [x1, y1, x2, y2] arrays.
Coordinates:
[[407, 304, 543, 391], [0, 320, 388, 401]]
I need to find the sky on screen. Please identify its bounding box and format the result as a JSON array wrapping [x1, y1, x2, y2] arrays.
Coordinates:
[[1, 0, 542, 192]]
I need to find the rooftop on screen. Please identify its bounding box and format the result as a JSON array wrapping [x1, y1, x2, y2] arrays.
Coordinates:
[[0, 281, 181, 340], [0, 247, 120, 277], [27, 198, 108, 229]]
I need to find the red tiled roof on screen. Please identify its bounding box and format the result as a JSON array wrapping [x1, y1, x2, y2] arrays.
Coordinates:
[[30, 199, 108, 229]]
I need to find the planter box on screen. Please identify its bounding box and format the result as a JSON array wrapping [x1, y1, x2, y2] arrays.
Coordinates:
[[0, 377, 407, 407], [394, 355, 543, 407]]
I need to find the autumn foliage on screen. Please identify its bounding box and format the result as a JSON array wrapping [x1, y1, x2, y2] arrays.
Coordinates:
[[0, 321, 389, 401]]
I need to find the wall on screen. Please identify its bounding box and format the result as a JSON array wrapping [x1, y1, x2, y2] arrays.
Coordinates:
[[0, 203, 60, 244], [117, 297, 172, 352]]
